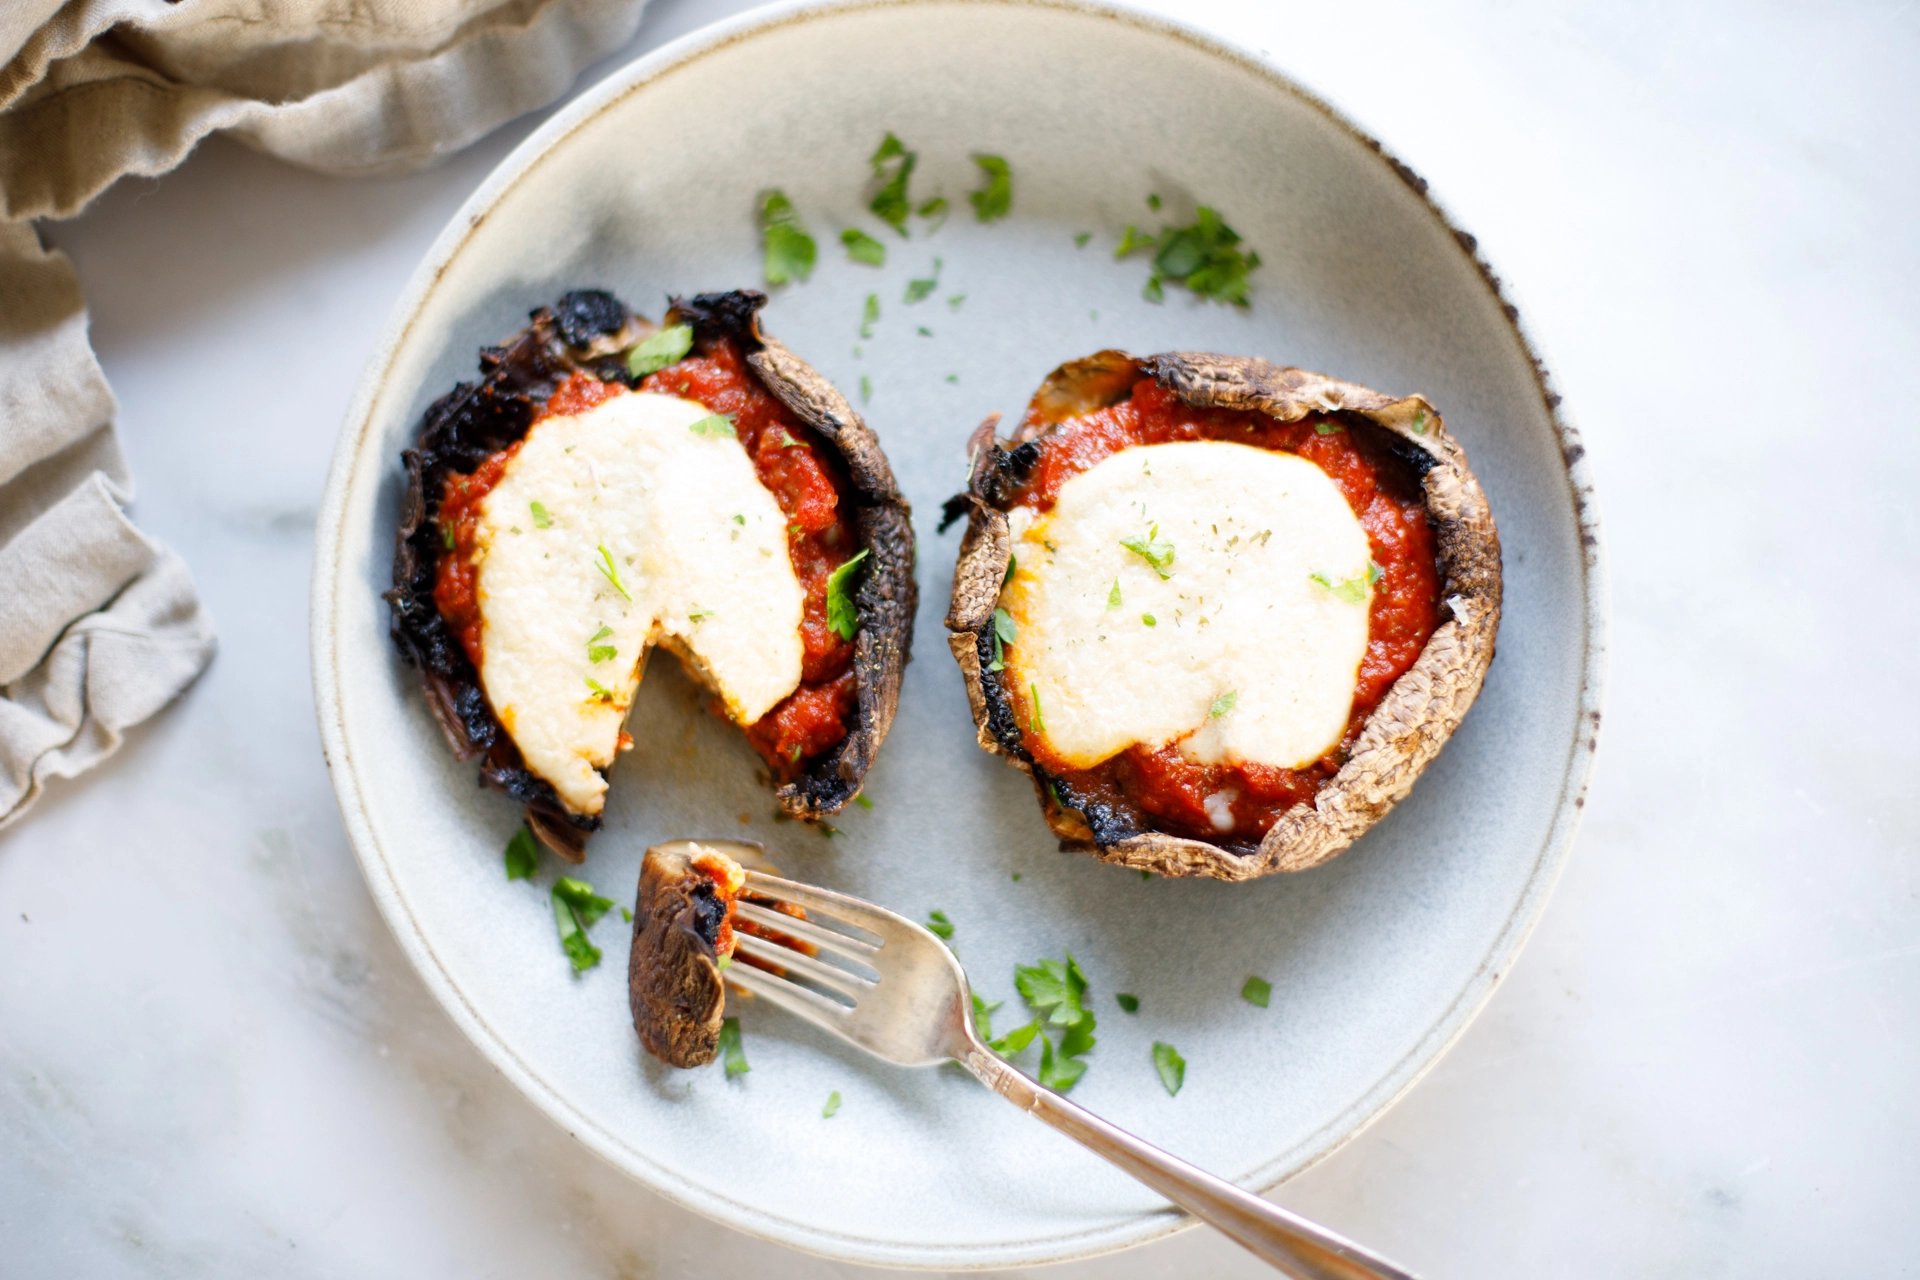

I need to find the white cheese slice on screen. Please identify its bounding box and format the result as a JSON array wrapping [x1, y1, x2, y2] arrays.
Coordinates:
[[471, 391, 804, 815], [1002, 440, 1372, 773]]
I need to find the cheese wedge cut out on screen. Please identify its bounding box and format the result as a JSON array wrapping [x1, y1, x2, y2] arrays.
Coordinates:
[[1002, 440, 1372, 772], [471, 391, 804, 815]]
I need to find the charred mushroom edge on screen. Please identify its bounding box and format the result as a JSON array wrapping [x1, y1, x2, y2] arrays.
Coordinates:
[[943, 350, 1502, 881], [385, 289, 916, 862]]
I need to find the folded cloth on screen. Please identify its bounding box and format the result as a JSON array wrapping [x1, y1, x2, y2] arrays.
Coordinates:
[[0, 0, 649, 828]]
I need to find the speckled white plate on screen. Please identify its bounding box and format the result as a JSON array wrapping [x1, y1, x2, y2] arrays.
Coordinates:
[[311, 0, 1606, 1268]]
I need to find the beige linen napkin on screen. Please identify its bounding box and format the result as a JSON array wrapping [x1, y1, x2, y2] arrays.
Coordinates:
[[0, 0, 648, 826]]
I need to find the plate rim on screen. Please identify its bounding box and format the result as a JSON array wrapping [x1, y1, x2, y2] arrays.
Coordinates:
[[309, 0, 1610, 1267]]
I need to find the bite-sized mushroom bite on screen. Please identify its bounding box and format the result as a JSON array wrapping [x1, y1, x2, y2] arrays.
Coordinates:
[[628, 839, 810, 1069], [385, 290, 915, 860], [944, 351, 1501, 880]]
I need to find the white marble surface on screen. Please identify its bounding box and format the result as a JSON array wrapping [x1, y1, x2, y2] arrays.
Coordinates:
[[4, 0, 1915, 1274]]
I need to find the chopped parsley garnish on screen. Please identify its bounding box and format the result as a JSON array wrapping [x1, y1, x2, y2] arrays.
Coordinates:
[[1074, 232, 1091, 248], [1039, 1034, 1088, 1091], [1148, 193, 1162, 211], [1003, 554, 1018, 585], [1028, 683, 1045, 734], [968, 153, 1012, 221], [860, 292, 879, 338], [988, 606, 1016, 671], [860, 375, 872, 404], [916, 195, 949, 231], [1367, 559, 1385, 584], [1120, 524, 1174, 578], [504, 825, 539, 880], [719, 1017, 750, 1078], [587, 623, 617, 662], [595, 543, 631, 599], [1107, 578, 1122, 609], [947, 294, 965, 310], [822, 1090, 842, 1118], [1152, 1041, 1186, 1096], [1241, 976, 1272, 1008], [439, 523, 455, 551], [777, 430, 803, 448], [854, 794, 873, 810], [584, 676, 616, 703], [1115, 224, 1156, 258], [926, 910, 954, 940], [1315, 418, 1342, 435], [1140, 868, 1152, 881], [1007, 952, 1097, 1091], [688, 412, 737, 438], [1142, 275, 1165, 304], [688, 609, 714, 623], [1411, 408, 1428, 435], [759, 189, 817, 285], [626, 324, 694, 377], [840, 227, 886, 266], [1117, 206, 1261, 306], [732, 514, 746, 525], [972, 992, 1003, 1040], [868, 132, 917, 236], [551, 876, 614, 973], [825, 548, 871, 640], [1116, 993, 1140, 1013], [621, 907, 633, 923], [990, 1019, 1041, 1054], [529, 501, 551, 528], [904, 257, 942, 303], [1310, 569, 1370, 604], [1141, 613, 1156, 626], [1208, 690, 1238, 719]]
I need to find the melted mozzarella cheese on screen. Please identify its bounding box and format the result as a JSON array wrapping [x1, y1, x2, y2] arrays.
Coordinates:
[[1003, 440, 1372, 773], [472, 391, 804, 815]]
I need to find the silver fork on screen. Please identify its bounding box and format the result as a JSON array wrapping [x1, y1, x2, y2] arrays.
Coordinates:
[[725, 866, 1421, 1280]]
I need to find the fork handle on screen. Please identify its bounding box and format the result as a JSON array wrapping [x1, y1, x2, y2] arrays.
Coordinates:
[[960, 1047, 1420, 1279]]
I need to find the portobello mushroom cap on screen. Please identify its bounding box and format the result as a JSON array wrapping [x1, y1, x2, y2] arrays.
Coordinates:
[[944, 350, 1502, 881], [628, 840, 743, 1068], [385, 289, 915, 861]]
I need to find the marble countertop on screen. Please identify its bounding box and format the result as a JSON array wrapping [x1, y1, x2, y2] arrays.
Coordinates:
[[5, 0, 1915, 1274]]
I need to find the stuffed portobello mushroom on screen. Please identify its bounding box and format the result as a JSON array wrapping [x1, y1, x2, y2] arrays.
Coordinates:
[[628, 838, 811, 1068], [944, 350, 1500, 880], [386, 290, 915, 861]]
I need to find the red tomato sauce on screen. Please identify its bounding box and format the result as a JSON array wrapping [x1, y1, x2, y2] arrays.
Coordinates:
[[1002, 377, 1442, 843], [431, 336, 860, 778]]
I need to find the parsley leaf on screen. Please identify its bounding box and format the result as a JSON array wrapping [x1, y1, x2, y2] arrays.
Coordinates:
[[1152, 1041, 1186, 1096], [1108, 578, 1122, 609], [825, 548, 871, 641], [1028, 682, 1045, 734], [904, 257, 942, 303], [1115, 225, 1157, 258], [504, 826, 539, 880], [1003, 554, 1018, 586], [1074, 232, 1091, 248], [860, 292, 879, 338], [990, 1019, 1041, 1054], [688, 412, 737, 438], [822, 1090, 842, 1118], [688, 609, 714, 623], [926, 909, 954, 940], [1208, 690, 1238, 718], [968, 153, 1012, 221], [1014, 953, 1095, 1063], [588, 642, 617, 663], [868, 132, 917, 236], [840, 227, 886, 266], [1142, 275, 1166, 304], [1411, 408, 1428, 435], [1038, 1034, 1088, 1091], [1150, 206, 1261, 306], [1120, 525, 1175, 578], [988, 606, 1016, 672], [626, 324, 694, 377], [1367, 559, 1384, 584], [1116, 993, 1139, 1013], [1310, 570, 1370, 604], [917, 195, 949, 232], [719, 1017, 750, 1078], [1141, 613, 1157, 626], [584, 676, 616, 703], [854, 794, 874, 810], [859, 375, 872, 404], [971, 992, 1003, 1040], [439, 523, 455, 551], [551, 877, 614, 973], [1314, 417, 1342, 435], [759, 190, 817, 285], [529, 501, 551, 528], [595, 543, 631, 599], [1241, 976, 1272, 1008]]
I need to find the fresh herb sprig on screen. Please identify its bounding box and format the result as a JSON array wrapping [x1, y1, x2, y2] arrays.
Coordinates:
[[1117, 205, 1262, 306], [826, 548, 871, 641], [969, 154, 1012, 221], [840, 227, 887, 266], [552, 876, 615, 973], [759, 190, 817, 285], [869, 133, 918, 236], [627, 324, 694, 377]]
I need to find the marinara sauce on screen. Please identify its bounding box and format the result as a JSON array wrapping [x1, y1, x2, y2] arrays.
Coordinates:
[[431, 336, 859, 779], [1001, 376, 1442, 843]]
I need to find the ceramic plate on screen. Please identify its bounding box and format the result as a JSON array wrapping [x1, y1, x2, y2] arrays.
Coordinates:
[[311, 0, 1606, 1267]]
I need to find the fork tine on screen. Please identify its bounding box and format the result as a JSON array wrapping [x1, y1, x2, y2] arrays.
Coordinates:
[[726, 959, 853, 1030], [732, 932, 875, 998], [734, 900, 880, 961], [742, 872, 895, 939]]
